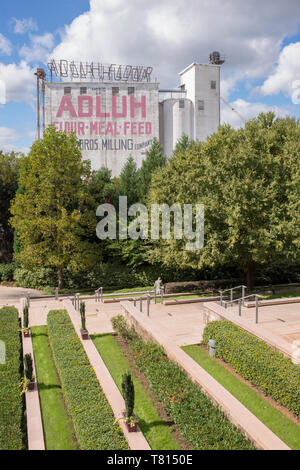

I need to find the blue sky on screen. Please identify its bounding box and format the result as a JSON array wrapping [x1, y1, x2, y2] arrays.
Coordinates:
[[1, 0, 300, 153]]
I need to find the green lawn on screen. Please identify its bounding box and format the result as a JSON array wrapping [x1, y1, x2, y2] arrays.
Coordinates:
[[92, 334, 182, 450], [260, 290, 300, 300], [31, 326, 78, 450], [183, 345, 300, 450]]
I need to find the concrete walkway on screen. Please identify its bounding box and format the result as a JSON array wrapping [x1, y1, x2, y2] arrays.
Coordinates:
[[19, 300, 45, 450], [121, 300, 290, 451], [63, 299, 151, 451], [0, 286, 42, 305]]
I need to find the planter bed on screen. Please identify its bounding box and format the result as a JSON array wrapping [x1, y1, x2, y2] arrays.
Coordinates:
[[111, 315, 254, 450], [0, 307, 24, 450], [203, 321, 300, 418], [183, 344, 300, 450], [47, 310, 128, 450], [31, 326, 78, 450], [92, 333, 183, 450]]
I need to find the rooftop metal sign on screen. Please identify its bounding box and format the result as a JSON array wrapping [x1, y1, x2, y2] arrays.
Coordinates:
[[47, 60, 153, 82]]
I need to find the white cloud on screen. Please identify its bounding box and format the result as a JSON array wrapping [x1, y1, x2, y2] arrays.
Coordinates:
[[260, 42, 300, 102], [0, 61, 35, 104], [11, 17, 38, 34], [19, 33, 55, 63], [0, 34, 12, 56], [0, 127, 30, 154], [221, 98, 290, 128], [49, 0, 300, 92]]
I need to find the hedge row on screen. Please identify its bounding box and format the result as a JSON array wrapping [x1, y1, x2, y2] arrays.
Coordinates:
[[47, 310, 128, 450], [111, 316, 254, 450], [203, 321, 300, 418], [0, 307, 24, 449]]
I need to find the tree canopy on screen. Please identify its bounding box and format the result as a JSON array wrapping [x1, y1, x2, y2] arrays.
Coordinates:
[[148, 113, 300, 288], [10, 126, 100, 288], [0, 151, 21, 262]]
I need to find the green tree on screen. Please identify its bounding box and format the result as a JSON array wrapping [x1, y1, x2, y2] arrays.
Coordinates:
[[90, 167, 120, 207], [0, 151, 21, 262], [10, 126, 100, 288], [119, 155, 139, 207], [173, 133, 195, 156], [148, 113, 300, 289], [138, 138, 166, 203]]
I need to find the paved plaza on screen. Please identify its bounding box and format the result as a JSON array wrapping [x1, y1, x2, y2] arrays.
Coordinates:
[[1, 287, 300, 353]]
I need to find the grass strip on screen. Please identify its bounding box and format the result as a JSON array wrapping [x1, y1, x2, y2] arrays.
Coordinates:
[[31, 326, 78, 450], [0, 307, 24, 450], [92, 334, 182, 450], [183, 345, 300, 450], [47, 310, 128, 450]]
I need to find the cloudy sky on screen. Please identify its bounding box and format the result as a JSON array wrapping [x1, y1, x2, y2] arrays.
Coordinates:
[[1, 0, 300, 153]]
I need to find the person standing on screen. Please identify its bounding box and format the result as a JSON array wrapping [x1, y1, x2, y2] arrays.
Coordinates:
[[154, 277, 162, 295]]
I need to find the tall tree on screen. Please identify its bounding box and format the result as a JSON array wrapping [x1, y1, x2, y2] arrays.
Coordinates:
[[10, 126, 100, 288], [0, 151, 21, 262], [138, 138, 166, 203], [148, 113, 300, 289], [119, 155, 139, 207]]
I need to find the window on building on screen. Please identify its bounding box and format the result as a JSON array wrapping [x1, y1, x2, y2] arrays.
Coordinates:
[[179, 99, 185, 109], [112, 87, 119, 95], [198, 100, 205, 111], [128, 87, 135, 95], [80, 87, 87, 95], [64, 87, 71, 95], [211, 80, 216, 90]]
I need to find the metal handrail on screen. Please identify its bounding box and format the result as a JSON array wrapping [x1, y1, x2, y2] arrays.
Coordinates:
[[220, 285, 247, 294], [221, 293, 262, 324], [219, 285, 247, 304]]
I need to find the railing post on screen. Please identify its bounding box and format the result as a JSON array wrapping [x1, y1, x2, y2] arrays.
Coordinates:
[[134, 297, 136, 307], [255, 295, 259, 324], [161, 286, 164, 305], [140, 297, 142, 312], [95, 289, 98, 302], [242, 286, 245, 306], [224, 302, 227, 310], [220, 290, 223, 306], [238, 299, 242, 317], [55, 287, 59, 301], [100, 287, 103, 302], [147, 294, 150, 317], [154, 288, 156, 304], [230, 288, 233, 304]]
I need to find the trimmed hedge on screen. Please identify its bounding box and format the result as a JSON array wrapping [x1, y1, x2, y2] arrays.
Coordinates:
[[0, 307, 24, 449], [111, 316, 254, 450], [47, 310, 128, 450], [0, 263, 15, 282], [203, 321, 300, 418]]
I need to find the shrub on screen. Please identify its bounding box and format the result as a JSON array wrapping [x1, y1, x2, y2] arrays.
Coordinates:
[[202, 321, 300, 418], [0, 307, 24, 449], [24, 354, 33, 382], [112, 316, 253, 450], [47, 310, 128, 450], [80, 301, 86, 331], [122, 372, 135, 418], [23, 306, 29, 329], [0, 263, 15, 282]]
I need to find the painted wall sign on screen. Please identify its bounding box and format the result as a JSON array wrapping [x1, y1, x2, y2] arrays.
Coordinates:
[[47, 60, 153, 82], [45, 81, 159, 176]]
